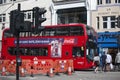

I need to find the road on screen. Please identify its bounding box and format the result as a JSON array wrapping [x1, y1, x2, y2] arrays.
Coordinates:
[[0, 71, 120, 80]]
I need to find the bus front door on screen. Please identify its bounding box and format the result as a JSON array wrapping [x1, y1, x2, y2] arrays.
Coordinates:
[[72, 47, 85, 69]]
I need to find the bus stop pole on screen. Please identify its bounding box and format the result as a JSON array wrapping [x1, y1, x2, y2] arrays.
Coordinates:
[[16, 32, 21, 80], [16, 4, 20, 80]]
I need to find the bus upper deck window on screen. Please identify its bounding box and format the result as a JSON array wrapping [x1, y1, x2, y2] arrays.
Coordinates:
[[4, 30, 13, 38], [70, 27, 84, 36]]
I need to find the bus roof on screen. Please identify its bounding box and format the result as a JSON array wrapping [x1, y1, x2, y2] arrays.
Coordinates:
[[45, 23, 86, 28]]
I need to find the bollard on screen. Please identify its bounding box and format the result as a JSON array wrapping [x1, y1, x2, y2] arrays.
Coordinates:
[[49, 68, 54, 77], [68, 67, 72, 75], [1, 66, 6, 76], [20, 68, 25, 77]]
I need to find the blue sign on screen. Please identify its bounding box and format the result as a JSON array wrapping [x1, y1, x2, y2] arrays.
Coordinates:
[[14, 38, 64, 45], [14, 38, 78, 46]]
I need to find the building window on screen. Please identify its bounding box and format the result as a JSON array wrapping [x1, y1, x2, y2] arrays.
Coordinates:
[[103, 16, 115, 29], [97, 17, 100, 29], [28, 13, 31, 19], [115, 0, 120, 3], [0, 14, 6, 23], [58, 15, 66, 24], [0, 0, 2, 4], [57, 8, 87, 24], [111, 16, 115, 28], [58, 12, 86, 24], [0, 0, 6, 4], [97, 0, 102, 5], [68, 14, 76, 23], [103, 17, 107, 29], [24, 8, 46, 22], [106, 0, 111, 4], [10, 0, 16, 1], [24, 12, 32, 22]]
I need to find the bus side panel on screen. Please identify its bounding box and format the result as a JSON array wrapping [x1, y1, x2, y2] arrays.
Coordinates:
[[62, 45, 72, 59], [73, 57, 86, 69]]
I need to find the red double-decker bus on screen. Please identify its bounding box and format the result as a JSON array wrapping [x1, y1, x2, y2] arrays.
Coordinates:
[[1, 23, 97, 70]]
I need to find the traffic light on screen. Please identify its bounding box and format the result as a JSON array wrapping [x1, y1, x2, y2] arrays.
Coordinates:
[[10, 10, 18, 34], [10, 10, 24, 34], [15, 11, 24, 31], [10, 9, 32, 35], [33, 7, 46, 34], [10, 6, 47, 35], [116, 16, 120, 28]]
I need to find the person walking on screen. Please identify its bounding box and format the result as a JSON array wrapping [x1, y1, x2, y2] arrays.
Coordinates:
[[101, 52, 107, 72], [93, 53, 100, 73], [115, 51, 120, 70], [106, 53, 112, 71]]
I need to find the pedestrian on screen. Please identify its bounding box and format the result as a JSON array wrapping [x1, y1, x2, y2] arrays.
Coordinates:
[[115, 51, 120, 70], [93, 53, 100, 73], [106, 53, 112, 71], [101, 52, 107, 72]]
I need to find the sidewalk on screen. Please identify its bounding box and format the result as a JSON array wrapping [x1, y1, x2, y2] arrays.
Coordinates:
[[0, 71, 120, 80]]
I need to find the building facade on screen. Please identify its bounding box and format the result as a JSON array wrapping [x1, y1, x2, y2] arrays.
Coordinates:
[[92, 0, 120, 64], [0, 0, 53, 40], [51, 0, 97, 25], [52, 0, 120, 32], [91, 0, 120, 32], [0, 0, 120, 50]]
